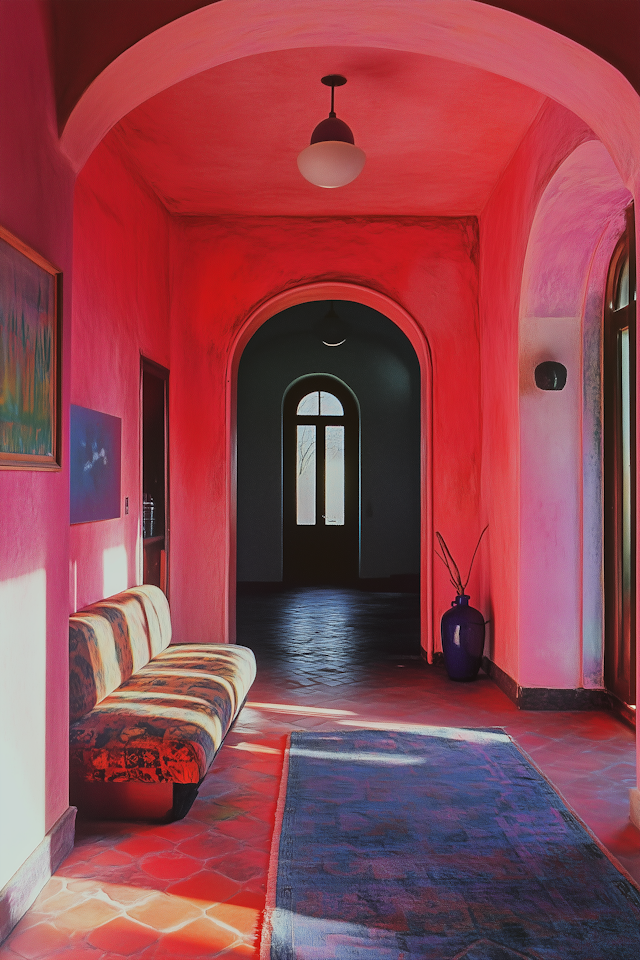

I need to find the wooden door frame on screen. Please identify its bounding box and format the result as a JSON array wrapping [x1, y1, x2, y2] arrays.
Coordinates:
[[140, 356, 170, 596], [603, 208, 637, 707]]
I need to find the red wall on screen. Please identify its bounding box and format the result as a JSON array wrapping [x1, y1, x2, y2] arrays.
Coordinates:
[[0, 0, 74, 888], [168, 215, 481, 645], [478, 100, 591, 683], [70, 137, 171, 612]]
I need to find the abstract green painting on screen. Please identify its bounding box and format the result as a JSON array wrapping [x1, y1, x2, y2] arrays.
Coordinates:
[[0, 226, 60, 469]]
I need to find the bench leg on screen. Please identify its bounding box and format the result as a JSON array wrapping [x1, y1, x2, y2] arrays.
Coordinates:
[[172, 780, 203, 821]]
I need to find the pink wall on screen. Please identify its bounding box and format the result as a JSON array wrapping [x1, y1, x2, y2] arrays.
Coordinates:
[[519, 143, 631, 690], [0, 1, 74, 888], [70, 138, 171, 612], [168, 216, 481, 646], [478, 100, 592, 684]]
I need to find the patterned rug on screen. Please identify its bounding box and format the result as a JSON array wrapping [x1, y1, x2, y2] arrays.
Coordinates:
[[261, 728, 640, 960]]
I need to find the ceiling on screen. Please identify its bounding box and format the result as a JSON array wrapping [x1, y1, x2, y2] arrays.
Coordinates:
[[110, 46, 546, 217], [48, 1, 640, 133]]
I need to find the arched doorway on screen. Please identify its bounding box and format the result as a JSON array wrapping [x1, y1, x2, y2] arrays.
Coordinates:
[[604, 212, 637, 710], [229, 283, 433, 656], [283, 374, 359, 585], [235, 299, 422, 594]]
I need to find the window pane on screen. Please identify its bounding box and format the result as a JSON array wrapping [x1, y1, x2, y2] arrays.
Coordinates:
[[296, 425, 316, 525], [615, 255, 630, 310], [297, 392, 319, 415], [320, 391, 343, 416], [325, 425, 344, 525]]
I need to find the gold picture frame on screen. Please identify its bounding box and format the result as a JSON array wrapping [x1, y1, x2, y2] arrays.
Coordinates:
[[0, 225, 61, 469]]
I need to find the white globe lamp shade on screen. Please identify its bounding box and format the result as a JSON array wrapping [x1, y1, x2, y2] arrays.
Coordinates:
[[297, 141, 366, 188]]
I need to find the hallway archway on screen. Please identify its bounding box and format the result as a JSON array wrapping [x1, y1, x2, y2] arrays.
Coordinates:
[[228, 283, 434, 657]]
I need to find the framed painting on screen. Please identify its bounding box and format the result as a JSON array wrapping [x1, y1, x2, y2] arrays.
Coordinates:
[[70, 405, 121, 524], [0, 225, 61, 469]]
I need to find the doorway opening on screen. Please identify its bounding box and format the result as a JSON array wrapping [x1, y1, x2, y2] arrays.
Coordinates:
[[236, 298, 421, 595], [141, 358, 169, 594], [283, 374, 359, 585], [604, 209, 636, 712]]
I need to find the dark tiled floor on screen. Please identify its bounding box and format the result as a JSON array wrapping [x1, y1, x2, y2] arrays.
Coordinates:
[[1, 589, 638, 959]]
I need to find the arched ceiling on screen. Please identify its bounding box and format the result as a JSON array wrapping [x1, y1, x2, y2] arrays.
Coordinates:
[[47, 0, 640, 131], [58, 0, 640, 196], [108, 46, 545, 217]]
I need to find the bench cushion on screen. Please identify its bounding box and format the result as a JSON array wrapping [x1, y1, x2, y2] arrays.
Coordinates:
[[69, 643, 256, 783], [69, 585, 172, 723]]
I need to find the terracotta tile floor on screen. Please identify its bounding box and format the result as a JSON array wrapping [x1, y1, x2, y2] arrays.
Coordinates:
[[1, 589, 638, 959]]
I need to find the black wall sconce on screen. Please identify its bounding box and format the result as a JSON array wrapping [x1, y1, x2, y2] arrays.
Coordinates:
[[534, 361, 567, 391]]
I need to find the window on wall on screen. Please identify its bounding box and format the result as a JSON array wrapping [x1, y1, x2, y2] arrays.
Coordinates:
[[295, 391, 345, 525]]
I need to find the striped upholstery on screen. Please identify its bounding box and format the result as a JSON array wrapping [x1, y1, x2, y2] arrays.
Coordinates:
[[69, 585, 172, 723], [69, 585, 256, 784]]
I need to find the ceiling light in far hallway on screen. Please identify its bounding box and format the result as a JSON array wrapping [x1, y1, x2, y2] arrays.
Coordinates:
[[297, 75, 366, 188], [318, 303, 347, 346]]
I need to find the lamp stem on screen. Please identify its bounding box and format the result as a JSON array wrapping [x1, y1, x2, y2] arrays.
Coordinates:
[[330, 83, 335, 118]]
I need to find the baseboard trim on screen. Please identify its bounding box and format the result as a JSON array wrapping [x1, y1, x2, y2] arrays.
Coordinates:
[[482, 657, 613, 711], [482, 657, 519, 704], [356, 575, 420, 593], [0, 805, 76, 944]]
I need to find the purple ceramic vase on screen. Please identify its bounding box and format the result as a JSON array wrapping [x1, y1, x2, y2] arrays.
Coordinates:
[[440, 594, 485, 681]]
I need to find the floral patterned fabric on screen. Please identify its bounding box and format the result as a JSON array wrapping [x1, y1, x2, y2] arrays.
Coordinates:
[[70, 644, 256, 783], [69, 585, 256, 784]]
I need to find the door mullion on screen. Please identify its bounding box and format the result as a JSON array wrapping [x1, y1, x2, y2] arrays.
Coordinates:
[[317, 417, 324, 526]]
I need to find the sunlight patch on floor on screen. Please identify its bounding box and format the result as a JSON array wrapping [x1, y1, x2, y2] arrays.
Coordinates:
[[337, 718, 510, 743]]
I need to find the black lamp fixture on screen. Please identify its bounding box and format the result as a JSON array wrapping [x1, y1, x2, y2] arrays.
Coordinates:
[[318, 303, 347, 347], [297, 75, 366, 188]]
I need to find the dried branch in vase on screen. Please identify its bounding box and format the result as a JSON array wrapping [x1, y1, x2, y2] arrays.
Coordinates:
[[435, 525, 488, 596]]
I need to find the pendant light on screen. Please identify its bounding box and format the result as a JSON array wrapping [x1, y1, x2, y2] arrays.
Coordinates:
[[318, 303, 347, 346], [297, 75, 366, 189]]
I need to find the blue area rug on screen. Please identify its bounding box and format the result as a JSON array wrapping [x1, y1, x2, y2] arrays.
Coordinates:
[[261, 728, 640, 960]]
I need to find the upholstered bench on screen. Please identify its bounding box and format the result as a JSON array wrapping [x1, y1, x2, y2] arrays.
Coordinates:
[[69, 584, 256, 821]]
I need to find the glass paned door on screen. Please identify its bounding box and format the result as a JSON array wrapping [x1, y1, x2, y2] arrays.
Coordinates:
[[284, 377, 358, 584], [324, 425, 345, 525], [296, 424, 316, 525]]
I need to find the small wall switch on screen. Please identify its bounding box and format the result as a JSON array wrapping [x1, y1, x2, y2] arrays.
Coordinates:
[[125, 497, 129, 515]]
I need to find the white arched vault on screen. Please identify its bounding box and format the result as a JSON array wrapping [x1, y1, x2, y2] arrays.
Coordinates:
[[226, 282, 434, 659]]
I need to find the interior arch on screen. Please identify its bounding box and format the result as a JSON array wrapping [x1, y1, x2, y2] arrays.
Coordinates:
[[227, 282, 434, 658], [61, 0, 640, 195]]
